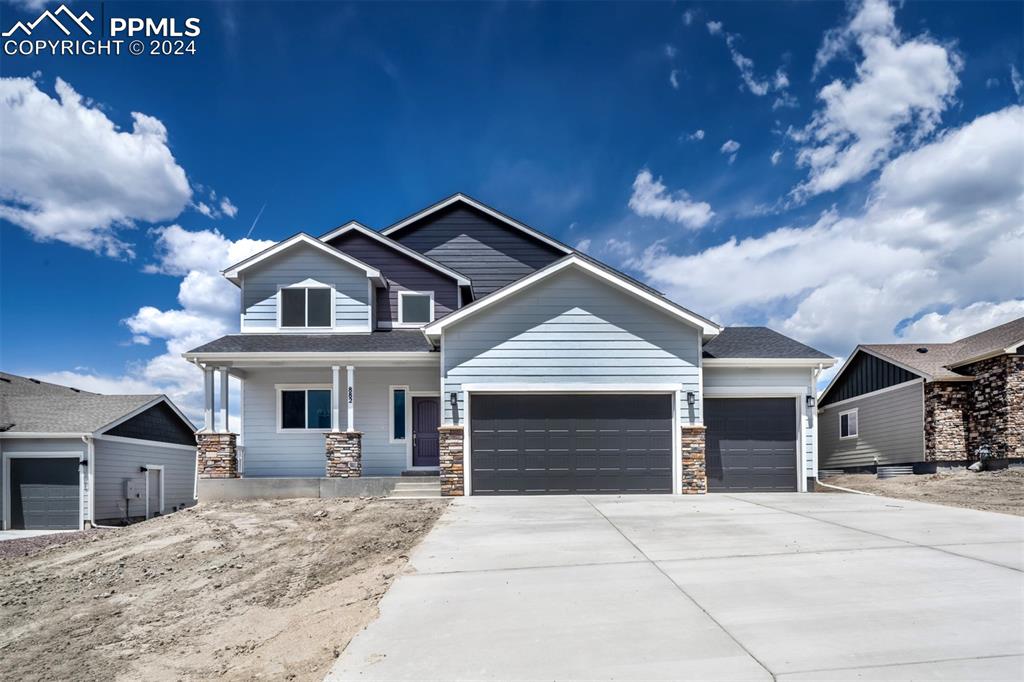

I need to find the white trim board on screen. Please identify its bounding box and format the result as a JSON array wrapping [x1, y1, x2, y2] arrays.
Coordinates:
[[381, 193, 574, 256], [319, 221, 472, 286], [703, 358, 836, 368], [144, 464, 165, 519], [396, 290, 435, 327], [222, 233, 382, 285], [423, 255, 721, 338], [93, 434, 196, 452]]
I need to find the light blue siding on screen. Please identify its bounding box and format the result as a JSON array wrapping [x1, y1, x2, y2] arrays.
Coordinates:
[[703, 366, 818, 478], [92, 438, 196, 523], [240, 243, 371, 332], [241, 366, 441, 477], [441, 267, 702, 424], [1, 438, 86, 526]]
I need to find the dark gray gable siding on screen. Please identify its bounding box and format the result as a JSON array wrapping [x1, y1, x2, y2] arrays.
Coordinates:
[[820, 351, 920, 407], [390, 204, 566, 296], [326, 231, 459, 325], [103, 401, 195, 446]]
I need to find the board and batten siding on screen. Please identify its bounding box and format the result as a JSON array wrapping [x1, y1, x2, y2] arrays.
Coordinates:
[[703, 366, 818, 478], [1, 438, 86, 527], [241, 366, 440, 477], [326, 231, 460, 326], [441, 267, 702, 425], [392, 205, 565, 296], [818, 380, 925, 469], [92, 438, 196, 523], [240, 243, 371, 332]]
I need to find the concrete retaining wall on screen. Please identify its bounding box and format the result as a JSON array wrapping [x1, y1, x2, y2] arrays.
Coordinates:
[[198, 476, 400, 501]]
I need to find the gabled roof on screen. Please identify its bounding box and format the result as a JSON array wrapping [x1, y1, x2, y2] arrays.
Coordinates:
[[945, 316, 1024, 368], [0, 372, 194, 436], [319, 221, 472, 286], [422, 254, 722, 338], [703, 327, 833, 362], [221, 233, 382, 285], [381, 193, 574, 255], [186, 330, 435, 355]]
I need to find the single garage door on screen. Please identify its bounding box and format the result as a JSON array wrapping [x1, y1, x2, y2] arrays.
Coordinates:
[[470, 393, 672, 494], [9, 458, 80, 530], [705, 398, 798, 492]]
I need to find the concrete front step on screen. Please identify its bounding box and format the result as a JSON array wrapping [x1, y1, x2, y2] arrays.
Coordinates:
[[390, 489, 442, 499], [390, 479, 441, 499]]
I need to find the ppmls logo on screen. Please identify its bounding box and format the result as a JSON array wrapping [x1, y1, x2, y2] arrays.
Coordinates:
[[3, 3, 201, 57], [2, 4, 93, 37]]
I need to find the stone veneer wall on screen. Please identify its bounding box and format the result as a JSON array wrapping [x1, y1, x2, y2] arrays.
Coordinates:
[[196, 432, 238, 478], [438, 425, 465, 496], [961, 355, 1023, 459], [924, 382, 970, 462], [680, 425, 707, 494], [325, 432, 362, 477]]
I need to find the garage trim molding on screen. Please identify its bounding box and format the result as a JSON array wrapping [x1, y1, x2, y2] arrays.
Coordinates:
[[144, 464, 165, 519], [703, 384, 810, 492], [2, 450, 85, 531], [460, 383, 683, 496]]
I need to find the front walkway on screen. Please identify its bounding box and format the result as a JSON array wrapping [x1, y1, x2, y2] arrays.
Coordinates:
[[327, 493, 1024, 681]]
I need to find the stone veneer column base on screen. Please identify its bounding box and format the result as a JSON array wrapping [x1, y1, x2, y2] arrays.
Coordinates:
[[438, 425, 465, 497], [196, 432, 239, 479], [680, 425, 707, 494], [326, 432, 363, 477], [924, 382, 970, 461]]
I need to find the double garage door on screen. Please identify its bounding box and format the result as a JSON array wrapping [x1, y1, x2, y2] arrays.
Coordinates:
[[469, 394, 797, 495], [8, 458, 80, 529]]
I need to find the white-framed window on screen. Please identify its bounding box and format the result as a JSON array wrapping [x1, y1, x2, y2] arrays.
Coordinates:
[[839, 408, 858, 439], [389, 385, 408, 443], [279, 282, 333, 328], [397, 290, 434, 326], [276, 385, 333, 432]]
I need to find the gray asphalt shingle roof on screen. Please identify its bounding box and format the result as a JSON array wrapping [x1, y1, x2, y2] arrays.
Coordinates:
[[187, 330, 435, 354], [0, 372, 161, 434], [702, 327, 832, 359]]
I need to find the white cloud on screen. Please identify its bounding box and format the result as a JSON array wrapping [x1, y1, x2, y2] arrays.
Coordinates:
[[688, 129, 705, 140], [220, 198, 238, 218], [605, 238, 633, 257], [986, 77, 1000, 89], [0, 77, 192, 257], [665, 45, 678, 59], [669, 69, 680, 90], [628, 169, 714, 229], [683, 10, 695, 26], [773, 68, 790, 90], [705, 20, 794, 103], [706, 21, 722, 35], [575, 238, 592, 253], [720, 139, 741, 163], [794, 0, 962, 199], [631, 105, 1024, 354], [899, 301, 1024, 342], [771, 150, 783, 166], [1012, 64, 1023, 99]]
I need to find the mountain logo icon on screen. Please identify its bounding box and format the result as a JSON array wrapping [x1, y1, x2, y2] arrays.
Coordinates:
[[2, 4, 94, 38]]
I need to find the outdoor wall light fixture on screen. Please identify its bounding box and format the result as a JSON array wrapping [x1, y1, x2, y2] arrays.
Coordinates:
[[686, 391, 696, 406], [806, 395, 816, 409], [450, 392, 458, 408]]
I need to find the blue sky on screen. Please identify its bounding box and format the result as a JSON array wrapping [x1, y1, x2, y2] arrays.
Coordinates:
[[1, 0, 1022, 420]]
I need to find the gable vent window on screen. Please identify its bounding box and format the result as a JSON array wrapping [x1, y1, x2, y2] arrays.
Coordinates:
[[398, 291, 434, 325], [839, 409, 859, 439], [281, 286, 332, 328]]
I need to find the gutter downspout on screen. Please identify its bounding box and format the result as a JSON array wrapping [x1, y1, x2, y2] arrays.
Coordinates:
[[81, 435, 122, 528], [810, 363, 873, 496]]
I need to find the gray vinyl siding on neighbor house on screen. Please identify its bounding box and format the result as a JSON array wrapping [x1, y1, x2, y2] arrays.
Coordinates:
[[391, 205, 565, 296], [442, 267, 702, 425], [240, 243, 371, 331], [326, 231, 460, 326], [703, 366, 818, 478], [818, 380, 925, 469], [92, 438, 196, 523], [820, 351, 919, 406], [1, 438, 86, 526], [241, 366, 440, 477]]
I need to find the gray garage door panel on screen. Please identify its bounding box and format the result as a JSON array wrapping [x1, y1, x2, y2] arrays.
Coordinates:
[[471, 394, 672, 495], [705, 398, 798, 492], [10, 458, 80, 530]]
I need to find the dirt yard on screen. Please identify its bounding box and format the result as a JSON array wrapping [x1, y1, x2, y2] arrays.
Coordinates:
[[822, 467, 1024, 516], [0, 497, 447, 681]]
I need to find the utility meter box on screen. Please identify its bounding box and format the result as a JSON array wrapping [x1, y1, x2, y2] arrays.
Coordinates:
[[124, 479, 144, 500]]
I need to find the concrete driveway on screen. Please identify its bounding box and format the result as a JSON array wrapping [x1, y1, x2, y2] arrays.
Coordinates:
[[327, 493, 1024, 681]]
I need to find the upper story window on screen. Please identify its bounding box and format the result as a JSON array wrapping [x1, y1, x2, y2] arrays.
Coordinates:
[[280, 284, 332, 328], [839, 409, 858, 439], [397, 291, 434, 326]]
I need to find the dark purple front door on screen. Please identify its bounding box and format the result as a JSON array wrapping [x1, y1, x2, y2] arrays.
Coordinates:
[[412, 397, 440, 467]]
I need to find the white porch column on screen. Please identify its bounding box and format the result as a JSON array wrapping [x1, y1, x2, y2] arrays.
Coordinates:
[[202, 366, 214, 432], [331, 365, 341, 432], [219, 368, 230, 433], [346, 365, 355, 432]]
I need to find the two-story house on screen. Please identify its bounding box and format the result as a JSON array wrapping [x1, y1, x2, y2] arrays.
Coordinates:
[[183, 194, 835, 496]]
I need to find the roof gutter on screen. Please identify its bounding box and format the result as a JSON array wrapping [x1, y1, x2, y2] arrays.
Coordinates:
[[703, 358, 838, 368]]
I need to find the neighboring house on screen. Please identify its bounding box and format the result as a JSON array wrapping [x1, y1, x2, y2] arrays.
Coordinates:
[[0, 372, 197, 529], [184, 193, 835, 496], [818, 318, 1024, 471]]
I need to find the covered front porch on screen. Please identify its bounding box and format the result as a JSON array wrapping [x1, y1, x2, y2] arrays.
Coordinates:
[[188, 349, 442, 487]]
